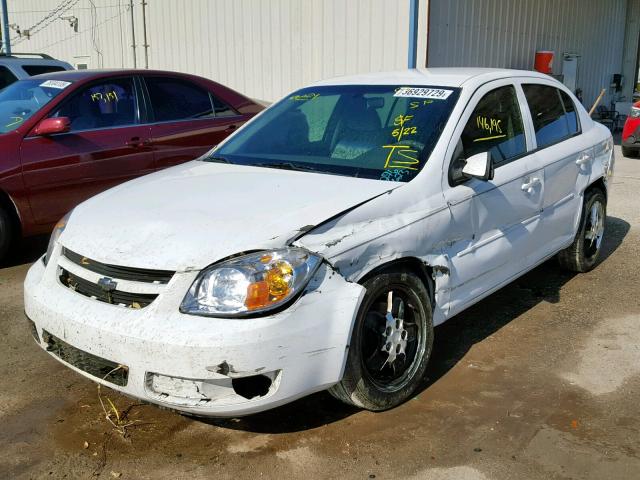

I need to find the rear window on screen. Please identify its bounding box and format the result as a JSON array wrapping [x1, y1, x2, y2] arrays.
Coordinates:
[[22, 65, 67, 76], [523, 84, 580, 148]]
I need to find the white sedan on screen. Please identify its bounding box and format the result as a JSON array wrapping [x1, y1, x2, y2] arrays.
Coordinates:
[[25, 68, 614, 416]]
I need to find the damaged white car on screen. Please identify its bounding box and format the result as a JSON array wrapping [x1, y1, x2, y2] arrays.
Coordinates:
[[25, 69, 615, 416]]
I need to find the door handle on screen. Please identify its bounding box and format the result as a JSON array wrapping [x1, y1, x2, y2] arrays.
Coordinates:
[[125, 137, 150, 148], [521, 177, 541, 194], [225, 124, 238, 132], [575, 153, 591, 166]]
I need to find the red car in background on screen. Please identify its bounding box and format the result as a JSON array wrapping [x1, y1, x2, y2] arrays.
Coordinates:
[[622, 100, 640, 157], [0, 69, 262, 260]]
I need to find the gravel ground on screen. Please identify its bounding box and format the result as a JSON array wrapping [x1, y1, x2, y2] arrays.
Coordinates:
[[1, 146, 638, 480]]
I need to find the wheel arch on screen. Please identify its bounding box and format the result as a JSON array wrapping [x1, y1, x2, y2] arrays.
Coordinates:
[[356, 257, 435, 306], [587, 176, 607, 200], [0, 189, 22, 236]]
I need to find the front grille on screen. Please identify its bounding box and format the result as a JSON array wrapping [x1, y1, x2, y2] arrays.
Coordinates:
[[42, 330, 129, 386], [63, 248, 174, 284], [60, 268, 158, 308]]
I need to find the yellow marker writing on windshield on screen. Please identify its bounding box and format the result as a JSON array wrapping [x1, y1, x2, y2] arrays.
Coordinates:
[[290, 93, 320, 101], [382, 145, 419, 170], [409, 100, 433, 109], [6, 116, 24, 128], [473, 134, 507, 142], [91, 90, 119, 103]]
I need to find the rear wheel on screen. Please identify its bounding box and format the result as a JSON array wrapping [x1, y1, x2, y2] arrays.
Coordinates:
[[621, 146, 638, 158], [0, 207, 13, 262], [557, 188, 606, 272], [329, 271, 433, 411]]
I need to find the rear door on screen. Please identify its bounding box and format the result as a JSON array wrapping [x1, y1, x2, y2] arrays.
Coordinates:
[[521, 83, 590, 257], [20, 76, 154, 225], [142, 75, 243, 170], [442, 81, 544, 315]]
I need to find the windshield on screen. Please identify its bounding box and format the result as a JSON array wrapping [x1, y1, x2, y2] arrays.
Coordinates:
[[0, 79, 71, 133], [207, 85, 460, 182]]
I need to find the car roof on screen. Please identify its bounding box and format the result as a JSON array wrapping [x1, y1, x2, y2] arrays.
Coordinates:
[[0, 57, 69, 65], [26, 68, 201, 82], [311, 67, 554, 88]]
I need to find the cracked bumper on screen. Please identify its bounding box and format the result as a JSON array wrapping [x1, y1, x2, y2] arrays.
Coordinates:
[[24, 256, 364, 417]]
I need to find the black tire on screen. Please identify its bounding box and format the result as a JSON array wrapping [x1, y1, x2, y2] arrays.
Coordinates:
[[621, 146, 638, 158], [329, 270, 433, 411], [557, 188, 606, 272], [0, 207, 13, 262]]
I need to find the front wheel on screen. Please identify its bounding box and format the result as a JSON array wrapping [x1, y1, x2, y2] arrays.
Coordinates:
[[557, 188, 607, 272], [329, 271, 433, 411], [0, 207, 13, 263]]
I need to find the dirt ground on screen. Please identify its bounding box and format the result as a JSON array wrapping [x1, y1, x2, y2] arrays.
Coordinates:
[[1, 146, 639, 480]]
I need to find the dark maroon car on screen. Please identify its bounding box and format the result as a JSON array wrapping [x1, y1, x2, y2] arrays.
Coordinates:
[[0, 69, 263, 260]]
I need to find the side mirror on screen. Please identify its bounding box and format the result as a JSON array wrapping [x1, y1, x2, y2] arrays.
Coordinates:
[[33, 117, 71, 136], [462, 151, 494, 181]]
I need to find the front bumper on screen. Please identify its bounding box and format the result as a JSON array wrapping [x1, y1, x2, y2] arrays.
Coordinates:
[[24, 252, 364, 417], [622, 122, 640, 150], [622, 138, 640, 151]]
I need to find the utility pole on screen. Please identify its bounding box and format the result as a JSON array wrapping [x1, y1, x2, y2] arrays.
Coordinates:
[[1, 0, 11, 56], [129, 0, 137, 67], [408, 0, 419, 68], [141, 0, 149, 68]]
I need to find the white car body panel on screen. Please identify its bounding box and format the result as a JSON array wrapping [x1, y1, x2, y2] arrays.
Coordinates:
[[61, 161, 398, 271], [24, 68, 615, 416], [26, 256, 365, 417]]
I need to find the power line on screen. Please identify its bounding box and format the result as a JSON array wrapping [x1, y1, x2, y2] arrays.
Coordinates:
[[10, 5, 125, 14], [10, 0, 82, 46], [39, 8, 125, 51]]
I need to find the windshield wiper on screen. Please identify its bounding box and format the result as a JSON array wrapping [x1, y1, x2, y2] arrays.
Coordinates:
[[255, 161, 320, 173], [207, 155, 232, 164]]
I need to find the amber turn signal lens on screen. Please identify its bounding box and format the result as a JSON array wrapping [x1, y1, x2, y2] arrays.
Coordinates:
[[266, 261, 293, 298], [245, 281, 269, 310], [245, 260, 294, 310]]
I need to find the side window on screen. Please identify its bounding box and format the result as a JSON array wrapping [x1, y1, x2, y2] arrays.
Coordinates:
[[459, 85, 526, 163], [0, 66, 18, 90], [523, 84, 578, 148], [211, 94, 237, 117], [559, 90, 580, 136], [145, 77, 223, 122], [53, 78, 137, 131], [22, 65, 67, 76]]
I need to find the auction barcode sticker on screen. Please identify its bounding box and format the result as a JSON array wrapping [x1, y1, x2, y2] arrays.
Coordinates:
[[394, 87, 453, 100], [40, 80, 72, 89]]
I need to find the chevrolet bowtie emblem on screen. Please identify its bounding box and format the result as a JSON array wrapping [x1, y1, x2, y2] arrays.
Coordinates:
[[97, 277, 117, 291], [97, 277, 117, 304]]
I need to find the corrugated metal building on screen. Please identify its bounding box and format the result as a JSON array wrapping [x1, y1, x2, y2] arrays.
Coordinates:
[[3, 0, 639, 106], [428, 0, 639, 109]]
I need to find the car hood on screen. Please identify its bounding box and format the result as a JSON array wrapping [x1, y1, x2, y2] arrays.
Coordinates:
[[61, 161, 398, 271]]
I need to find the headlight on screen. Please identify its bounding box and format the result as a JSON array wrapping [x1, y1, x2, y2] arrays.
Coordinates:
[[44, 211, 72, 266], [630, 106, 640, 118], [180, 248, 322, 317]]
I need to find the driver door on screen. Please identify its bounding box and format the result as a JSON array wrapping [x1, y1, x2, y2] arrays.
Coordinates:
[[442, 81, 544, 315], [20, 76, 154, 225]]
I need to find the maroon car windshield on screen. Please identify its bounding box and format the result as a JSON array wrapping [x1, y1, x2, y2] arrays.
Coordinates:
[[0, 79, 72, 133]]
